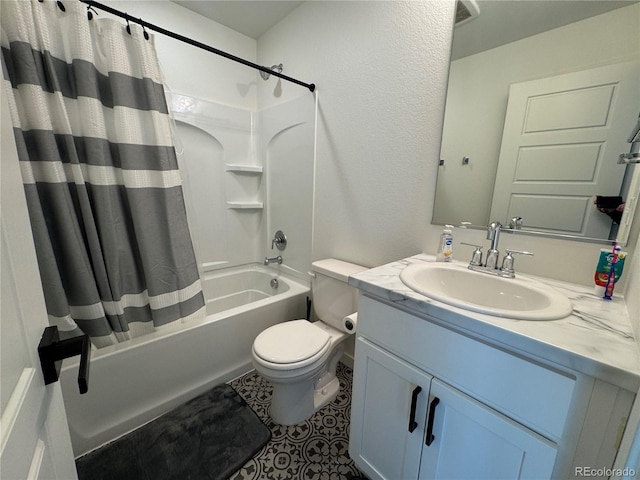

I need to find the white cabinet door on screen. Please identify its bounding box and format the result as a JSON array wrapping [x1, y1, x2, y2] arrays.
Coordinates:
[[419, 379, 557, 480], [349, 337, 433, 480]]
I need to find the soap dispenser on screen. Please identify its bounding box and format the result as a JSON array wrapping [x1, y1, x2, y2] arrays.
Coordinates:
[[436, 225, 454, 262]]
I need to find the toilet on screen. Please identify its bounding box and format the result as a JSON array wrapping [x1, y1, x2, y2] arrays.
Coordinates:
[[251, 259, 367, 425]]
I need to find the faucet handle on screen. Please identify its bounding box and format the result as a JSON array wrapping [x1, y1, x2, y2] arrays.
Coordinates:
[[461, 242, 483, 266], [500, 249, 534, 277], [504, 249, 534, 256], [509, 216, 523, 230], [271, 230, 287, 251]]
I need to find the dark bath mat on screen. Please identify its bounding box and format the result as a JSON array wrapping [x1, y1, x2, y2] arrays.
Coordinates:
[[75, 384, 271, 480]]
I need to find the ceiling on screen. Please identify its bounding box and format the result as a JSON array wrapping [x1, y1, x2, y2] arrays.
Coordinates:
[[171, 1, 303, 39], [170, 1, 637, 52], [453, 0, 637, 59]]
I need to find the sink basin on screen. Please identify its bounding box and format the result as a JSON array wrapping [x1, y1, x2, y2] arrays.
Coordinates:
[[399, 262, 573, 320]]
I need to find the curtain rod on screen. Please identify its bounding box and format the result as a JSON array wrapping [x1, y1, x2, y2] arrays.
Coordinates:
[[79, 0, 316, 92]]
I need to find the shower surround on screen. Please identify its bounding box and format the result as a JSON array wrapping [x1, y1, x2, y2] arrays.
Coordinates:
[[170, 92, 316, 279]]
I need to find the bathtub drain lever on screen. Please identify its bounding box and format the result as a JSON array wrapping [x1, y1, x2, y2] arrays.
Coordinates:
[[38, 326, 91, 394]]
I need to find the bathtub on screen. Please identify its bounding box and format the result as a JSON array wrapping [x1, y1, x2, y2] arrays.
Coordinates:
[[60, 264, 309, 457]]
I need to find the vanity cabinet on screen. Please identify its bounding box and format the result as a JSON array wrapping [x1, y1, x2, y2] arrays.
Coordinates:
[[352, 337, 556, 479], [349, 295, 634, 480]]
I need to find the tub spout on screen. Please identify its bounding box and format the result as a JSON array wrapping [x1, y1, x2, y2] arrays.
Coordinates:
[[264, 255, 283, 265]]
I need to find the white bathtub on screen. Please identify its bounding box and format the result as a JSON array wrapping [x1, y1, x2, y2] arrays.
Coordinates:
[[60, 264, 309, 457]]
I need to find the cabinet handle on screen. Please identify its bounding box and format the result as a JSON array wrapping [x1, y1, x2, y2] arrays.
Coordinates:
[[425, 397, 440, 446], [408, 385, 422, 433]]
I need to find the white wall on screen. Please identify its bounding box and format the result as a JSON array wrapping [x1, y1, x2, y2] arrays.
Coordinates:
[[257, 1, 456, 269]]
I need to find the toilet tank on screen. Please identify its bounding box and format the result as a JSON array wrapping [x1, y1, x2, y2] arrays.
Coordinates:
[[311, 259, 368, 331]]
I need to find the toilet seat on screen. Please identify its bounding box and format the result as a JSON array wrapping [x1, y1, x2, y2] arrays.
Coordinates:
[[253, 320, 332, 370]]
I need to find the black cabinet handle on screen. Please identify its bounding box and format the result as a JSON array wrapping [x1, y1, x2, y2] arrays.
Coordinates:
[[38, 326, 91, 394], [425, 397, 440, 446], [408, 385, 422, 433]]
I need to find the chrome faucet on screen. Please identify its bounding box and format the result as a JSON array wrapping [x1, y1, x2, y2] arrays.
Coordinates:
[[271, 230, 287, 251], [485, 221, 502, 269], [509, 216, 523, 230], [264, 255, 283, 265], [265, 230, 286, 265], [462, 220, 533, 278]]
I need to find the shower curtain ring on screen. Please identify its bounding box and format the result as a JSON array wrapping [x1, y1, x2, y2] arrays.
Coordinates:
[[125, 13, 132, 35], [140, 18, 149, 40], [87, 5, 98, 20]]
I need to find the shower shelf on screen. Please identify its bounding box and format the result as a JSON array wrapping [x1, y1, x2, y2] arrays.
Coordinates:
[[225, 164, 263, 173], [226, 201, 264, 210]]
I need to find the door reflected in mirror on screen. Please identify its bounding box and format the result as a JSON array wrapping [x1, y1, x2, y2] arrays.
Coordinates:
[[433, 0, 640, 245]]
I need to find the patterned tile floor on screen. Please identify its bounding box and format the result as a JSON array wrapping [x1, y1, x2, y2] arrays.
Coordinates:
[[228, 363, 367, 480]]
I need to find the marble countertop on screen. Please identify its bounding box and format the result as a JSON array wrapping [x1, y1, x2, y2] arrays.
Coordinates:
[[349, 254, 640, 392]]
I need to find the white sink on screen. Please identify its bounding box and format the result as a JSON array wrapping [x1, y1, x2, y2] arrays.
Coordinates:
[[399, 262, 573, 320]]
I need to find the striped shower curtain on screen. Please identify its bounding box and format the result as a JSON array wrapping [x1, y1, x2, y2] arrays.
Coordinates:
[[1, 0, 205, 347]]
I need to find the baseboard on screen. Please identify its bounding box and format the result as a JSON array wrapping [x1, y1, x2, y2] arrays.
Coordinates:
[[340, 352, 354, 369]]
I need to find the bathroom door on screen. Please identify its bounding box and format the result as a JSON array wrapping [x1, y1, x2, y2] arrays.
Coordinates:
[[1, 86, 77, 478], [490, 62, 640, 238]]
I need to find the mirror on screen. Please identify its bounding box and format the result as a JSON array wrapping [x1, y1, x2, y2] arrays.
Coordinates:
[[434, 0, 640, 245]]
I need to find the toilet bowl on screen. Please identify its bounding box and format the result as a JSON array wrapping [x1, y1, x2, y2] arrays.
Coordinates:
[[251, 259, 367, 425]]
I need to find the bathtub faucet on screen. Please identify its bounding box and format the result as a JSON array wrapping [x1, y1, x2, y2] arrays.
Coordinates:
[[264, 255, 283, 265]]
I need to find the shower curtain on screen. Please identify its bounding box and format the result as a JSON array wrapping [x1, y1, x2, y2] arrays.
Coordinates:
[[1, 0, 205, 347]]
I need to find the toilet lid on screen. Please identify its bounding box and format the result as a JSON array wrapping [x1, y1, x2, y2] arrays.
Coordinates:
[[253, 320, 331, 365]]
